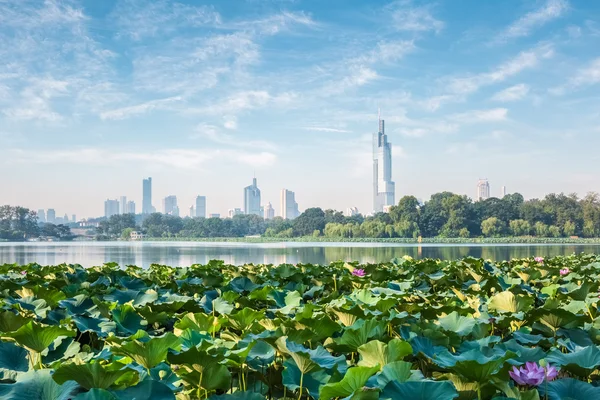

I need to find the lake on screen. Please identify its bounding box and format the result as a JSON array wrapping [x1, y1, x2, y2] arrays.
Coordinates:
[[1, 241, 599, 268]]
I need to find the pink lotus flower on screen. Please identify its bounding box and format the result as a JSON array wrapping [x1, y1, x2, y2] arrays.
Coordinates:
[[20, 271, 27, 275], [559, 268, 570, 276], [509, 362, 558, 386], [351, 269, 366, 277], [534, 257, 544, 263]]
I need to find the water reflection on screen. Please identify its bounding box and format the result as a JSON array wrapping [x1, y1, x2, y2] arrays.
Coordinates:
[[0, 242, 597, 268]]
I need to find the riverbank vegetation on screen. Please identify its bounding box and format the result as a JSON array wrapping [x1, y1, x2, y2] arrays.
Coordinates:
[[1, 255, 600, 399], [0, 205, 74, 241], [97, 191, 600, 241]]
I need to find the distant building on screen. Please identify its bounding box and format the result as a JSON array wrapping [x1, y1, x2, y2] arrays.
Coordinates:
[[130, 231, 145, 241], [142, 177, 152, 214], [228, 208, 243, 218], [264, 202, 275, 219], [383, 205, 392, 213], [119, 196, 127, 214], [104, 199, 120, 218], [63, 214, 69, 222], [163, 195, 178, 215], [208, 213, 220, 218], [373, 109, 395, 213], [477, 179, 490, 201], [37, 209, 46, 223], [501, 186, 507, 198], [189, 206, 195, 217], [195, 196, 206, 218], [47, 209, 56, 224], [243, 177, 261, 216], [345, 207, 359, 217], [126, 201, 136, 214], [280, 189, 300, 219], [71, 214, 76, 222]]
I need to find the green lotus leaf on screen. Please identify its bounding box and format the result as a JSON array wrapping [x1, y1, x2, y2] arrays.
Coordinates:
[[488, 291, 533, 314], [376, 361, 415, 388], [53, 361, 139, 390], [113, 332, 181, 370], [104, 289, 158, 307], [59, 295, 97, 316], [546, 346, 600, 377], [330, 319, 386, 352], [246, 340, 275, 371], [380, 380, 459, 400], [357, 339, 412, 370], [4, 321, 75, 353], [73, 389, 118, 400], [167, 347, 231, 391], [278, 291, 302, 314], [437, 311, 476, 336], [0, 369, 78, 400], [0, 340, 29, 380], [0, 310, 32, 333], [282, 358, 331, 399], [539, 378, 600, 400], [112, 304, 146, 335], [6, 296, 50, 318], [319, 366, 379, 400], [111, 378, 175, 400], [228, 308, 265, 333], [434, 348, 515, 383], [43, 336, 81, 364], [229, 276, 260, 293], [72, 316, 116, 336], [209, 392, 266, 400], [174, 312, 225, 335]]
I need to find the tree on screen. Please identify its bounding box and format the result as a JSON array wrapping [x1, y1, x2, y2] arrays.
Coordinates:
[[481, 217, 505, 237], [293, 208, 326, 236], [0, 206, 40, 240], [509, 219, 531, 236], [122, 227, 135, 239], [534, 222, 549, 237], [563, 220, 576, 237]]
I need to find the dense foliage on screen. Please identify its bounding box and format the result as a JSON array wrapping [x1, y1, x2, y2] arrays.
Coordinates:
[[0, 205, 73, 241], [92, 191, 600, 240], [1, 255, 600, 399]]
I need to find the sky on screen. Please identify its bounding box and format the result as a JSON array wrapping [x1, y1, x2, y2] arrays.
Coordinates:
[[1, 0, 600, 219]]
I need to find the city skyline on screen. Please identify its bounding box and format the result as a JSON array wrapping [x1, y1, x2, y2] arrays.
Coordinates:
[[373, 110, 396, 213], [2, 1, 600, 218]]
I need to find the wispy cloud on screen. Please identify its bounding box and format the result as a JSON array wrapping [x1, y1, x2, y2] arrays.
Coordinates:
[[387, 1, 444, 33], [450, 108, 509, 123], [100, 96, 182, 120], [10, 147, 276, 169], [551, 57, 600, 94], [185, 90, 296, 115], [497, 0, 568, 42], [491, 83, 530, 102], [303, 127, 352, 133], [192, 123, 277, 150]]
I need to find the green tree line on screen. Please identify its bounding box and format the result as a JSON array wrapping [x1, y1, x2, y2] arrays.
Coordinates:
[[0, 205, 74, 241], [96, 191, 600, 239]]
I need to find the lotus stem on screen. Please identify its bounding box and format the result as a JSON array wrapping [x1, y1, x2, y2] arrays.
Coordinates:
[[298, 370, 304, 400]]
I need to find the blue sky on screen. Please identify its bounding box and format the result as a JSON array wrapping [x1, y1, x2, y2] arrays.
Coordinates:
[[1, 0, 599, 219]]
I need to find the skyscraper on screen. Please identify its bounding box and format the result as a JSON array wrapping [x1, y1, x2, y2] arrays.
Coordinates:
[[345, 207, 359, 217], [195, 196, 206, 218], [243, 177, 261, 215], [142, 177, 152, 214], [163, 195, 178, 215], [104, 199, 120, 218], [63, 214, 69, 223], [47, 209, 56, 224], [477, 179, 490, 201], [228, 208, 243, 218], [37, 209, 46, 223], [280, 189, 299, 219], [189, 205, 195, 217], [72, 214, 76, 223], [126, 201, 136, 214], [264, 202, 275, 220], [501, 186, 507, 198], [373, 110, 395, 213], [120, 196, 127, 214]]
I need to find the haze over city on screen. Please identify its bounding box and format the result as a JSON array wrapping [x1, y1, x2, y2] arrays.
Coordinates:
[[1, 0, 600, 219]]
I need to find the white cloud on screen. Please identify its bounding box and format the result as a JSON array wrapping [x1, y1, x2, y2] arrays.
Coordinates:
[[551, 57, 600, 94], [186, 91, 296, 115], [10, 147, 276, 169], [497, 0, 568, 42], [445, 44, 553, 95], [100, 96, 182, 120], [192, 123, 277, 150], [491, 83, 530, 102], [388, 1, 444, 33], [223, 116, 238, 130], [234, 11, 317, 35], [450, 108, 509, 123], [303, 127, 352, 133]]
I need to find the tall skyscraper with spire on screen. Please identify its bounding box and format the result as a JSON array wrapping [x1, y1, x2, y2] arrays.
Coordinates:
[[142, 177, 152, 214], [373, 109, 395, 213], [243, 177, 261, 216]]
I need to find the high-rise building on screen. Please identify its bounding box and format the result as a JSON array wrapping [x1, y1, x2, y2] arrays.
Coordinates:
[[47, 209, 56, 224], [63, 214, 69, 223], [163, 195, 178, 215], [345, 207, 359, 217], [243, 177, 261, 216], [477, 179, 490, 201], [189, 206, 195, 217], [37, 209, 46, 223], [228, 208, 243, 218], [104, 199, 120, 218], [195, 196, 206, 218], [126, 201, 136, 214], [208, 213, 220, 218], [120, 196, 127, 214], [501, 186, 507, 198], [264, 202, 275, 220], [280, 189, 300, 219], [72, 214, 76, 222], [373, 109, 395, 213], [142, 177, 152, 214]]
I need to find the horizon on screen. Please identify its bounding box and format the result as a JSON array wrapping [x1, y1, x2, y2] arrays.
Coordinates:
[[1, 0, 599, 219]]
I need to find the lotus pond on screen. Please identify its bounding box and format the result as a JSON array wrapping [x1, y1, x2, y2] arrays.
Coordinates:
[[2, 256, 600, 400]]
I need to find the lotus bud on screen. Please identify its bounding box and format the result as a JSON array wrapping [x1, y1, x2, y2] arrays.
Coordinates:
[[159, 370, 168, 379]]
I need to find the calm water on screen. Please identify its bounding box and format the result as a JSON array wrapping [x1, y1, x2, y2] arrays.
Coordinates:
[[0, 242, 599, 268]]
